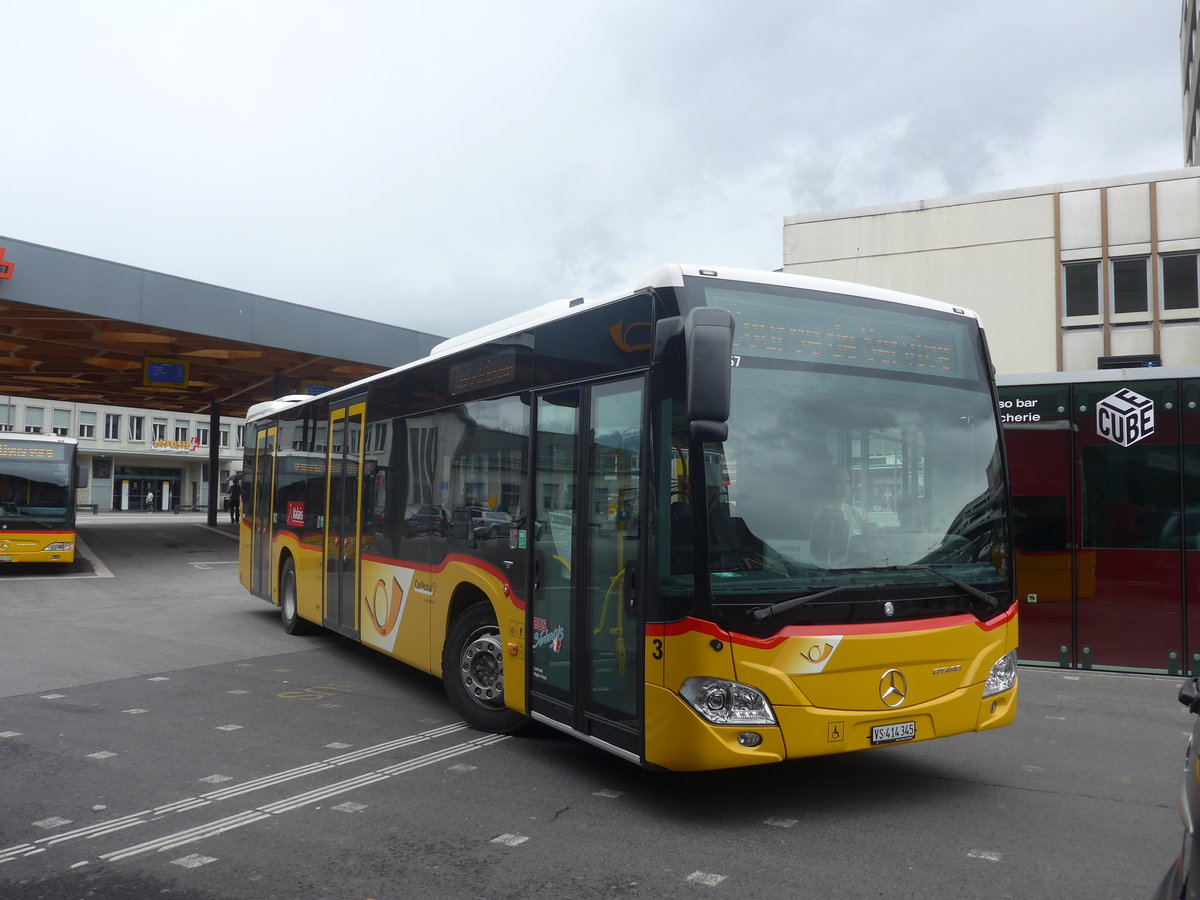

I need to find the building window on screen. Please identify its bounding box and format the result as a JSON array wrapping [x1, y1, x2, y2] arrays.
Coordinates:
[[52, 409, 70, 436], [104, 413, 121, 440], [152, 418, 167, 442], [174, 420, 189, 442], [1164, 253, 1199, 310], [236, 425, 245, 449], [1112, 257, 1148, 314], [197, 424, 209, 447], [1064, 262, 1100, 317], [0, 403, 12, 433], [128, 416, 144, 442], [25, 407, 44, 434], [220, 424, 230, 448], [79, 411, 96, 439]]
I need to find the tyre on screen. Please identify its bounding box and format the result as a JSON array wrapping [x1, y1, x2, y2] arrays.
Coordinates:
[[280, 557, 318, 635], [442, 601, 527, 733]]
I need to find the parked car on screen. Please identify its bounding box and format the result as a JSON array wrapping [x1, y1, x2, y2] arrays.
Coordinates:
[[1153, 677, 1200, 899], [403, 504, 449, 537], [450, 506, 511, 539]]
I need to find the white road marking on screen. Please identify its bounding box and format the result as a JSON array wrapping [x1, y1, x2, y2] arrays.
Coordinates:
[[123, 709, 148, 714], [491, 834, 529, 847], [85, 751, 117, 760], [765, 817, 798, 828], [214, 724, 243, 732], [687, 872, 727, 886], [171, 853, 218, 868], [968, 849, 1002, 862], [0, 722, 475, 868], [41, 694, 66, 700], [147, 677, 171, 682], [33, 818, 72, 830], [100, 733, 508, 862], [332, 802, 368, 813], [75, 537, 113, 578], [199, 775, 233, 785], [0, 731, 22, 738], [593, 789, 622, 799]]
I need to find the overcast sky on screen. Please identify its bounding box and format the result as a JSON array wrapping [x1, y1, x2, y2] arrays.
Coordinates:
[[1, 1, 1183, 340]]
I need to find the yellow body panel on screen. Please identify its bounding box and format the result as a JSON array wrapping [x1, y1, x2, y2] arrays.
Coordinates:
[[0, 530, 75, 564], [644, 613, 1017, 771]]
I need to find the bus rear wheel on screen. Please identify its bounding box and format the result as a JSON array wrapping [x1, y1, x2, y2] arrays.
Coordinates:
[[442, 602, 527, 734], [280, 558, 318, 635]]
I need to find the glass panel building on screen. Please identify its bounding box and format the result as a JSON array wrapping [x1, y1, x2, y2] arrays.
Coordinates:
[[1000, 369, 1200, 674]]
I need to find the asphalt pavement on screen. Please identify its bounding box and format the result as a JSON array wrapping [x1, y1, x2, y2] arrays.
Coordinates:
[[0, 515, 1192, 899]]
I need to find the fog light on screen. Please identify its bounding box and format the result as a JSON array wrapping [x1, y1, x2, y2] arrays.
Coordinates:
[[737, 732, 763, 747]]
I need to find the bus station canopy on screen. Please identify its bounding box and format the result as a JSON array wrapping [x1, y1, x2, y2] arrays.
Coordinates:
[[0, 237, 442, 418]]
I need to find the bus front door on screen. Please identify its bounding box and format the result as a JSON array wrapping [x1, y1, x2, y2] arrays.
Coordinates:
[[530, 377, 645, 760], [324, 400, 365, 639], [250, 425, 277, 599]]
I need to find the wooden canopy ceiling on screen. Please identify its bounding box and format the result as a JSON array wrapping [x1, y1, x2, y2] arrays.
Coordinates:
[[0, 296, 386, 418]]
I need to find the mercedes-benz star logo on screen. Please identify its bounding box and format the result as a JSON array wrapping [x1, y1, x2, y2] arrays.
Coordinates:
[[879, 669, 908, 708]]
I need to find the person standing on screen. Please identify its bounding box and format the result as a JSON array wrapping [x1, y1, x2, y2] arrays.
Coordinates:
[[145, 489, 155, 512], [228, 479, 242, 524]]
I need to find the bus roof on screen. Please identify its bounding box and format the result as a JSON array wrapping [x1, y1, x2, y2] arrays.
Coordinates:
[[0, 432, 78, 447], [246, 264, 983, 423]]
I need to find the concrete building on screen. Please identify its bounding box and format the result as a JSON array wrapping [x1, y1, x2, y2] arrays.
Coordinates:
[[782, 167, 1200, 377], [0, 395, 244, 511]]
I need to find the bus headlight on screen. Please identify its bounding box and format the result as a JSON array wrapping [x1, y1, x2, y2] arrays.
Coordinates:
[[982, 650, 1018, 697], [42, 542, 74, 552], [680, 677, 776, 726]]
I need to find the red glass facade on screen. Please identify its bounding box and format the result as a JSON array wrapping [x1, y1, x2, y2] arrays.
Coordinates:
[[1001, 375, 1200, 673]]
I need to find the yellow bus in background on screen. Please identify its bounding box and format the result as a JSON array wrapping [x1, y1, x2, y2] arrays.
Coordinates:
[[0, 433, 81, 564]]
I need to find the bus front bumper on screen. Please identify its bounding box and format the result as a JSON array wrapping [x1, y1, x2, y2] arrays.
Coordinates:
[[644, 679, 1017, 772], [0, 534, 76, 564]]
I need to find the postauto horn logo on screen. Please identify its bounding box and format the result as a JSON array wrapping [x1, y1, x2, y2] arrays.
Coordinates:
[[1097, 388, 1155, 448]]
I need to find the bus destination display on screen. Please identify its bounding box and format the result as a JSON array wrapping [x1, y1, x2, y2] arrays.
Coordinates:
[[710, 287, 975, 380], [0, 441, 67, 461], [449, 348, 518, 396]]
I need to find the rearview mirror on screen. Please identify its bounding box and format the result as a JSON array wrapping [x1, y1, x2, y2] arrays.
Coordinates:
[[684, 307, 735, 442]]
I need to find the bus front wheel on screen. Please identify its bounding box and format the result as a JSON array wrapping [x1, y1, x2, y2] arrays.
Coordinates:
[[280, 558, 318, 635], [442, 602, 527, 734]]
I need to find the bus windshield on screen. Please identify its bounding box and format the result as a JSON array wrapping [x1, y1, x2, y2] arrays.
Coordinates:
[[0, 439, 73, 528], [668, 282, 1009, 624]]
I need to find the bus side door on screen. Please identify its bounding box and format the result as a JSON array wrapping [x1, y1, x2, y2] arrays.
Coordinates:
[[530, 376, 646, 760], [250, 425, 278, 600], [324, 399, 366, 638]]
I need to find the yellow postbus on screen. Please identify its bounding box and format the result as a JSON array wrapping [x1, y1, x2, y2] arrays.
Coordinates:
[[239, 265, 1017, 771], [0, 433, 82, 564]]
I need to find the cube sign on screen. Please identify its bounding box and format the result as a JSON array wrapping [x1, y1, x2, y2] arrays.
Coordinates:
[[1096, 388, 1155, 448]]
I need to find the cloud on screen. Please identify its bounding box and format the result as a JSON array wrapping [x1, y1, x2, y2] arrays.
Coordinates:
[[0, 0, 1183, 340]]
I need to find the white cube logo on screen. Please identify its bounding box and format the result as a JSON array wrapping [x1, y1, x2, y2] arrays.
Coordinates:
[[1097, 388, 1154, 447]]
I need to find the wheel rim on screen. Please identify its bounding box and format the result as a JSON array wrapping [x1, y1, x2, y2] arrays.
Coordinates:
[[459, 626, 505, 709], [282, 570, 297, 621]]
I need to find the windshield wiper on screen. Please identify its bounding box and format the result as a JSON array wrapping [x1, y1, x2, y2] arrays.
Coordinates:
[[893, 565, 1000, 611], [745, 585, 848, 623]]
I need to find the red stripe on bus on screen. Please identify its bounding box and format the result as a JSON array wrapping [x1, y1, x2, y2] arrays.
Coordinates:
[[648, 605, 1015, 648]]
